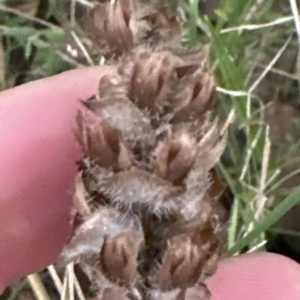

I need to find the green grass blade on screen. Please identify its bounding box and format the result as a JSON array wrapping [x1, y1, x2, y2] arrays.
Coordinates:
[[227, 185, 300, 256], [227, 196, 240, 249], [188, 0, 200, 45]]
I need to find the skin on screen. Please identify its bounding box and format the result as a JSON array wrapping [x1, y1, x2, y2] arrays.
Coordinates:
[[0, 67, 300, 299]]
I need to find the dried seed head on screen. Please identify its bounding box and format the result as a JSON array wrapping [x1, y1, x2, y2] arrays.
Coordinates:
[[60, 0, 230, 299]]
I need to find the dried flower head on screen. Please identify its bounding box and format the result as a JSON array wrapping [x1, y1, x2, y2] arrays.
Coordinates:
[[59, 1, 231, 299]]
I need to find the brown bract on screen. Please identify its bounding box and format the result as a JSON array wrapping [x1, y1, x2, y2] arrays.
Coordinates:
[[60, 1, 230, 300], [90, 0, 181, 60], [99, 232, 140, 285]]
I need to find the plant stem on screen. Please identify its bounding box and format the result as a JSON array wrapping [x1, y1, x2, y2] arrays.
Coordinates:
[[27, 273, 50, 300]]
